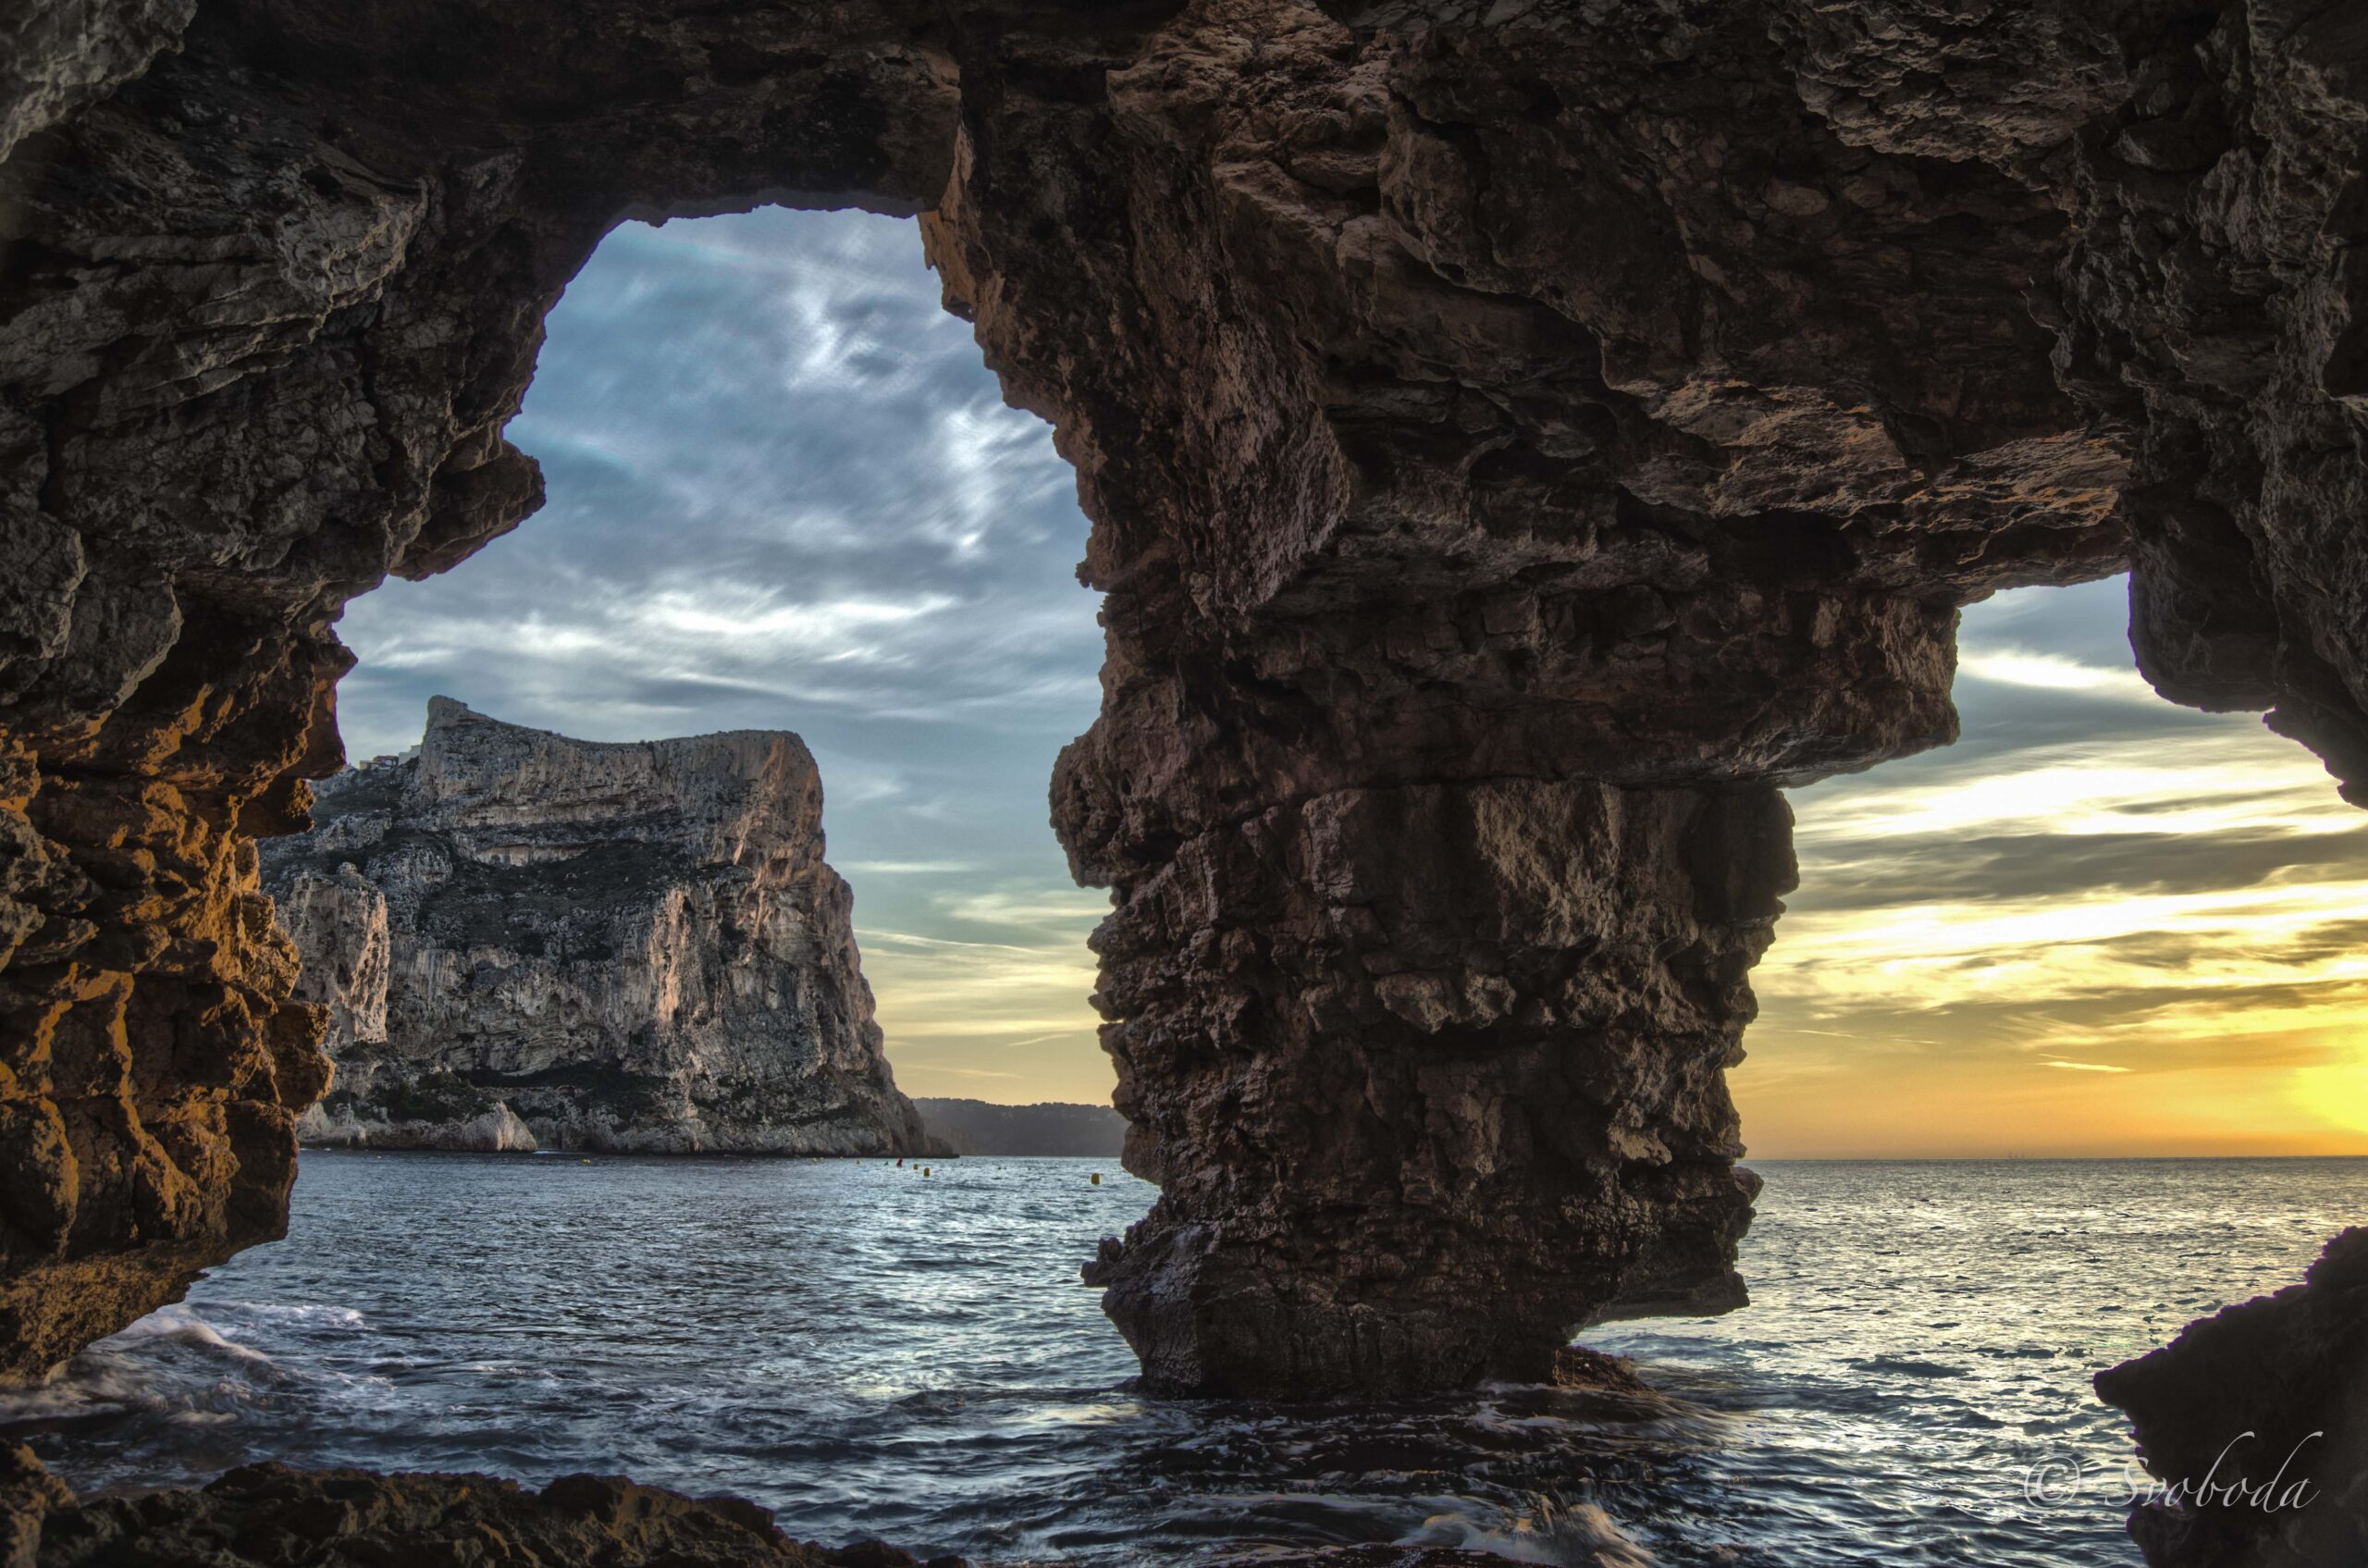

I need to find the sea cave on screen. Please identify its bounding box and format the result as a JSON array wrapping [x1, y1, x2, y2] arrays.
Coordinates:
[[0, 2, 2363, 1564]]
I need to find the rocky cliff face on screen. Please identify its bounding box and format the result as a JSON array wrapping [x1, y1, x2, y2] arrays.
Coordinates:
[[260, 699, 927, 1156], [0, 0, 2360, 1449]]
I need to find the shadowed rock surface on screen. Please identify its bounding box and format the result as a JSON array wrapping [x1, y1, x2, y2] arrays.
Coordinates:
[[2094, 1228, 2368, 1568], [259, 698, 928, 1155], [0, 0, 2361, 1435], [915, 1098, 1127, 1157], [0, 1448, 1567, 1568], [0, 1448, 967, 1568]]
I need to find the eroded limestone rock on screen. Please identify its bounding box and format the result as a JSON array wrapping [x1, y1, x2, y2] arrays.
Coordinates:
[[264, 698, 927, 1155], [1080, 778, 1791, 1391]]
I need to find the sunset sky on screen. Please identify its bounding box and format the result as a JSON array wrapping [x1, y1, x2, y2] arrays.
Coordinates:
[[332, 206, 2368, 1157], [1743, 585, 2368, 1157]]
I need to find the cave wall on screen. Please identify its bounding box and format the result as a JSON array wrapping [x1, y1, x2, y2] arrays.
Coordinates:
[[0, 0, 2361, 1427]]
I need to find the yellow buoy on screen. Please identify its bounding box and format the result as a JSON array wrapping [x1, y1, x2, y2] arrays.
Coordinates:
[[922, 1167, 931, 1177], [1091, 1173, 1102, 1185]]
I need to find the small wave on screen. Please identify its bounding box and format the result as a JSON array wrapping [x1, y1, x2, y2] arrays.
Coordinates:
[[0, 1360, 152, 1424], [0, 1304, 305, 1438], [99, 1305, 276, 1368], [890, 1385, 1134, 1419], [222, 1303, 366, 1329], [166, 1410, 241, 1426], [1408, 1493, 1658, 1568], [892, 1389, 972, 1415], [1846, 1357, 1966, 1380]]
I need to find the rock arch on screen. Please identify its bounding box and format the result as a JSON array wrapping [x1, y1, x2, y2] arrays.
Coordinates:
[[0, 0, 2361, 1410]]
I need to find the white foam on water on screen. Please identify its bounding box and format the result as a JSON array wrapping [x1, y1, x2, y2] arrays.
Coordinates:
[[227, 1303, 365, 1329], [101, 1305, 273, 1365], [1408, 1495, 1659, 1568]]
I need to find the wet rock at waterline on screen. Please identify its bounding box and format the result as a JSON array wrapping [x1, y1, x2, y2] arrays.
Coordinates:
[[1, 1444, 1568, 1568], [261, 699, 929, 1156], [6, 1451, 968, 1568]]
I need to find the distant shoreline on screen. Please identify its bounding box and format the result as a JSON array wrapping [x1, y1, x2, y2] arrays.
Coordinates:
[[291, 1145, 1117, 1158], [912, 1097, 1126, 1158], [290, 1098, 1133, 1158], [290, 1144, 2362, 1163]]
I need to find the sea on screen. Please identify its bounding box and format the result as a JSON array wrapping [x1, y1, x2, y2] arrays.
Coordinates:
[[2, 1154, 2356, 1566]]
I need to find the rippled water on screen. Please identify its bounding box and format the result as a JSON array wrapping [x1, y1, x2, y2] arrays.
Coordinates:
[[5, 1154, 2357, 1564]]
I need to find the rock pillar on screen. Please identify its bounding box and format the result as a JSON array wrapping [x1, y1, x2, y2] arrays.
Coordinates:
[[1081, 776, 1793, 1393]]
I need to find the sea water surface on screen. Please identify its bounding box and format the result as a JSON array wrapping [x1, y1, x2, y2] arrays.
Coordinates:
[[3, 1155, 2357, 1565]]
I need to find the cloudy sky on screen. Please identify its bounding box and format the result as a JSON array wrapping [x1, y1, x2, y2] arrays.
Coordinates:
[[335, 207, 2368, 1154], [338, 208, 1111, 1105], [1742, 578, 2368, 1156]]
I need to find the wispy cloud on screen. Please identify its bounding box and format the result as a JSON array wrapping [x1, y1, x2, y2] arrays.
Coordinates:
[[855, 877, 1107, 1099], [1957, 648, 2158, 701], [1741, 575, 2368, 1156], [333, 207, 1114, 1105]]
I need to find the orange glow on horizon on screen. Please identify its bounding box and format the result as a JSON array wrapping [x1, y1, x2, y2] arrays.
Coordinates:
[[1734, 599, 2368, 1159]]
